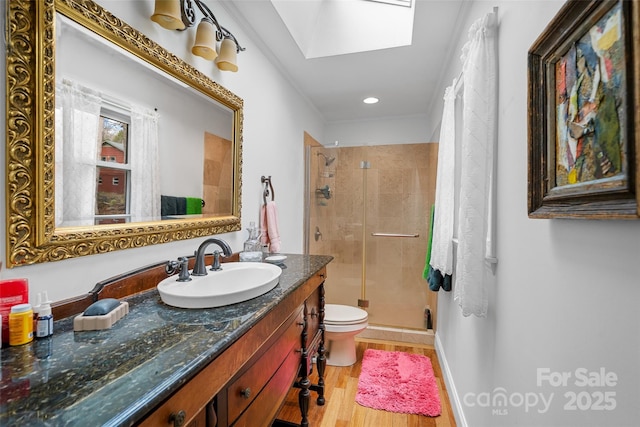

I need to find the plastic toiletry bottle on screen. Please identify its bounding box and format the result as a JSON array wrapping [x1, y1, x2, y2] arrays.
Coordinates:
[[32, 292, 42, 336], [36, 291, 53, 338], [0, 278, 29, 347], [9, 303, 34, 345]]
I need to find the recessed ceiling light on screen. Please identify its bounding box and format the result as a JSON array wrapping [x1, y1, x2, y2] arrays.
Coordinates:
[[363, 97, 379, 104]]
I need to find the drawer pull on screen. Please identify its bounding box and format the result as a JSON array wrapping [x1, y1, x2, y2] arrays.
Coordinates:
[[240, 387, 251, 399], [297, 321, 305, 326], [169, 410, 186, 427]]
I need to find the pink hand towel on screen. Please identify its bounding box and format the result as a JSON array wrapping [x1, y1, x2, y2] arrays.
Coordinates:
[[260, 201, 281, 253]]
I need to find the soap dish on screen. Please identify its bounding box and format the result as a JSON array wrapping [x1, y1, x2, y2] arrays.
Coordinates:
[[73, 301, 129, 331]]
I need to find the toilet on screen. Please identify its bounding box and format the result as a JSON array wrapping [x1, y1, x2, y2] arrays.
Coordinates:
[[323, 304, 368, 366]]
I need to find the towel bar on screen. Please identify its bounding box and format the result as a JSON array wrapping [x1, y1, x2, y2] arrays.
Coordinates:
[[261, 175, 275, 204], [371, 233, 419, 238]]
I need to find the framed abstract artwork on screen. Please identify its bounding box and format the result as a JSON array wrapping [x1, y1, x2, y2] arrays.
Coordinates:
[[528, 0, 640, 219]]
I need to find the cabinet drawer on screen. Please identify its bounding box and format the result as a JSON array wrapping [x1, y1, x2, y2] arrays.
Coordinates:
[[231, 347, 301, 427], [226, 308, 303, 423]]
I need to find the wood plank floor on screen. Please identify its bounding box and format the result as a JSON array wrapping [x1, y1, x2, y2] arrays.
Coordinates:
[[275, 338, 457, 427]]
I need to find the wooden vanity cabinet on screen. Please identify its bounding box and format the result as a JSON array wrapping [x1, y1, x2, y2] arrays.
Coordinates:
[[216, 305, 305, 426], [137, 267, 326, 427], [294, 278, 327, 421]]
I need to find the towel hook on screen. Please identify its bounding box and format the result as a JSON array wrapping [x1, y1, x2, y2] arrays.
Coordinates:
[[261, 175, 275, 204]]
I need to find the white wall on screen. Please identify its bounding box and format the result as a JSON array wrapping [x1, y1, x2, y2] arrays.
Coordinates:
[[324, 113, 435, 146], [435, 2, 640, 426], [0, 0, 324, 302]]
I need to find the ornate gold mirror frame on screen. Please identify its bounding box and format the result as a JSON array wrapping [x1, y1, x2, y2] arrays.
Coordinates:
[[6, 0, 243, 267]]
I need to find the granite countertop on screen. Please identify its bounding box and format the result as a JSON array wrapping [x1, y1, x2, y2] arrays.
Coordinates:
[[0, 254, 332, 426]]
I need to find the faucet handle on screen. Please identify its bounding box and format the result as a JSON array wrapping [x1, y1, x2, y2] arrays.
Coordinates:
[[166, 257, 192, 282], [210, 250, 223, 271], [177, 257, 192, 282]]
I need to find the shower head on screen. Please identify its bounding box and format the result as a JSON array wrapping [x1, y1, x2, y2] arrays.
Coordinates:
[[317, 152, 336, 167]]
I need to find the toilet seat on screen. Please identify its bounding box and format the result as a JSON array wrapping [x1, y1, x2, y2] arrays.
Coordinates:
[[324, 304, 368, 325]]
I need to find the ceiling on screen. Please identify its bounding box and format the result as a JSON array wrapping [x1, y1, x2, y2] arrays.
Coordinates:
[[222, 0, 472, 124]]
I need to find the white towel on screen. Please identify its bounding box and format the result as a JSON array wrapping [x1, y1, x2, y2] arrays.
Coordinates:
[[429, 83, 457, 276]]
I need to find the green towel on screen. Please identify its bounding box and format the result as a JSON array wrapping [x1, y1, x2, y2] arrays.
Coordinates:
[[423, 204, 435, 280], [186, 197, 202, 215]]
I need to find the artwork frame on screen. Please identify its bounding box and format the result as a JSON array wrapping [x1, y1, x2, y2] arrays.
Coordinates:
[[528, 0, 640, 219]]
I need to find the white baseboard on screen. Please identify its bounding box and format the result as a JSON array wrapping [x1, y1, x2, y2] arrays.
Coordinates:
[[435, 332, 468, 427]]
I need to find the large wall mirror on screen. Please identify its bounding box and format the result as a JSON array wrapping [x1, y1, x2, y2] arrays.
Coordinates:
[[6, 0, 243, 267]]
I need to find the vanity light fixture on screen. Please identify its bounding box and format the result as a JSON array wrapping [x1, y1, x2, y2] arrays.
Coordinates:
[[363, 97, 379, 104], [151, 0, 245, 71]]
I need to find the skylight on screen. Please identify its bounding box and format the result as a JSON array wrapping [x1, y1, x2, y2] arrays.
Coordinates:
[[271, 0, 416, 59], [365, 0, 412, 8]]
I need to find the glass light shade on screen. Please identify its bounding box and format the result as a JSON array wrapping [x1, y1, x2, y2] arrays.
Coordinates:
[[192, 19, 218, 61], [151, 0, 185, 30], [216, 38, 238, 72]]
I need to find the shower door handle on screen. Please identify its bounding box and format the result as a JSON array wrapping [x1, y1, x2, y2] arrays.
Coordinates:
[[371, 233, 419, 238]]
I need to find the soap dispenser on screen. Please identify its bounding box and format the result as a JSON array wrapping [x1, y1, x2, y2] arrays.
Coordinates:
[[243, 222, 258, 251], [240, 222, 263, 262]]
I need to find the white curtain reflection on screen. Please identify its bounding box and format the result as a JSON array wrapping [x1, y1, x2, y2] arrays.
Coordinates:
[[130, 106, 160, 220], [55, 79, 101, 226]]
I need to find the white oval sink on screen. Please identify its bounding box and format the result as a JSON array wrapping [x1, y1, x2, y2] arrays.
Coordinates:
[[157, 262, 282, 309]]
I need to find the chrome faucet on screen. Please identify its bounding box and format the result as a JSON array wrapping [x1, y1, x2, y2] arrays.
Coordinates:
[[192, 238, 233, 276]]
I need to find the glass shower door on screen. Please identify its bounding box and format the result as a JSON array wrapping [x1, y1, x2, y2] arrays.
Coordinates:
[[306, 144, 438, 330]]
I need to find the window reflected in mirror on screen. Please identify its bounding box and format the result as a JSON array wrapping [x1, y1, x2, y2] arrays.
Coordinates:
[[96, 114, 130, 225], [55, 78, 160, 227]]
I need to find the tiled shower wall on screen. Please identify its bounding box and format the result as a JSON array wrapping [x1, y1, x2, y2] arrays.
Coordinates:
[[309, 143, 438, 330], [203, 132, 233, 216]]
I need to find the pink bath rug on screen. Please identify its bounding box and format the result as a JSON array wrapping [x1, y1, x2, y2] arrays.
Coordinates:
[[355, 349, 441, 417]]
